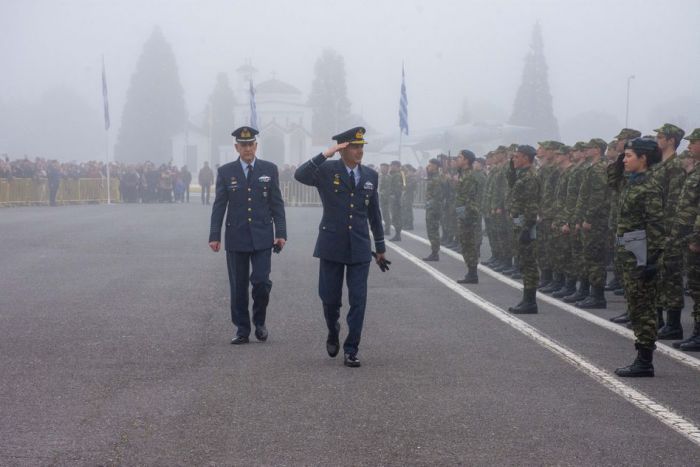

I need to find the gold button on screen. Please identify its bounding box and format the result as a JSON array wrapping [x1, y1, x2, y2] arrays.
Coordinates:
[[248, 188, 251, 192], [248, 198, 252, 202], [349, 215, 353, 219], [350, 204, 354, 208], [248, 208, 252, 212], [350, 193, 354, 197], [248, 218, 252, 222], [322, 226, 326, 230], [348, 225, 352, 230]]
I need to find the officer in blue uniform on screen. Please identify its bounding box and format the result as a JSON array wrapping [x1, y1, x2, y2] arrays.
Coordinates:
[[209, 126, 287, 345], [294, 127, 389, 367]]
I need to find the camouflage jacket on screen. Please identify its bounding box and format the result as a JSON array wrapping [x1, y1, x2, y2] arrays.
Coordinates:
[[564, 161, 588, 225], [455, 168, 483, 223], [575, 158, 610, 227], [667, 166, 700, 253], [379, 173, 392, 198], [616, 171, 665, 261], [552, 165, 573, 226], [482, 168, 496, 215], [389, 170, 405, 200], [540, 165, 561, 220], [490, 165, 509, 212], [424, 173, 444, 212], [650, 153, 686, 228], [509, 166, 540, 229]]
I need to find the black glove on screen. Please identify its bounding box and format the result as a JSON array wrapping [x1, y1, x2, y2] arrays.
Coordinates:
[[632, 263, 658, 282], [272, 244, 282, 254], [519, 228, 532, 244], [371, 252, 391, 272]]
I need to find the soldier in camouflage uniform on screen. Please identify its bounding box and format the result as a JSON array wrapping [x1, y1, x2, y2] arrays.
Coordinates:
[[573, 138, 610, 309], [401, 164, 417, 230], [668, 129, 700, 351], [548, 145, 576, 296], [652, 123, 687, 339], [611, 138, 664, 377], [379, 163, 392, 236], [442, 158, 459, 249], [537, 141, 563, 291], [560, 142, 591, 302], [507, 145, 541, 314], [454, 150, 484, 284], [388, 160, 405, 241], [423, 158, 444, 261], [606, 129, 643, 323], [490, 147, 515, 273], [481, 152, 498, 266]]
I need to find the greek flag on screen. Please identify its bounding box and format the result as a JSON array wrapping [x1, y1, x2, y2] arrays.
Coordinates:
[[101, 56, 110, 130], [249, 80, 259, 130], [399, 64, 408, 135]]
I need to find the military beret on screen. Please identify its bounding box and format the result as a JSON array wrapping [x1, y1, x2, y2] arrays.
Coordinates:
[[428, 158, 441, 167], [232, 126, 258, 142], [332, 126, 367, 145], [614, 128, 642, 140], [458, 149, 476, 163], [517, 145, 537, 158], [585, 138, 608, 152], [625, 137, 661, 165], [683, 128, 700, 142], [654, 123, 685, 141]]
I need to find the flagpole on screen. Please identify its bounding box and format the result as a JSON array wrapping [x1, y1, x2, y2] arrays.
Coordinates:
[[102, 54, 111, 205], [106, 129, 111, 204], [398, 130, 403, 164]]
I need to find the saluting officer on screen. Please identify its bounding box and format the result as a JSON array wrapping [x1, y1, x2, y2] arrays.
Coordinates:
[[294, 127, 388, 368], [209, 126, 287, 345]]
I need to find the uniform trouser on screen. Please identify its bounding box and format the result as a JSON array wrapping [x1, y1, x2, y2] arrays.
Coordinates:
[[658, 261, 685, 310], [426, 208, 441, 253], [495, 214, 512, 260], [582, 227, 608, 288], [391, 197, 403, 233], [380, 197, 392, 233], [610, 223, 624, 283], [620, 248, 657, 348], [571, 229, 584, 278], [49, 183, 59, 206], [551, 225, 572, 275], [202, 185, 211, 204], [443, 202, 457, 240], [687, 250, 700, 323], [459, 218, 480, 267], [537, 219, 553, 271], [515, 227, 539, 288], [483, 215, 495, 256], [318, 259, 371, 355], [402, 192, 414, 228], [226, 248, 272, 337]]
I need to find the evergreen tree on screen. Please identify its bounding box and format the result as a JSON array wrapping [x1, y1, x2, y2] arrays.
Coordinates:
[[509, 22, 559, 141], [207, 72, 236, 162], [308, 49, 351, 144], [114, 27, 187, 164]]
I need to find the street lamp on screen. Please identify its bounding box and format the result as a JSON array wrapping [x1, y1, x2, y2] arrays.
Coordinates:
[[625, 75, 635, 127]]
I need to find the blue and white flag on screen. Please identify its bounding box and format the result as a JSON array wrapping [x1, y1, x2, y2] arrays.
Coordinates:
[[101, 56, 110, 131], [249, 80, 259, 130], [399, 64, 408, 135]]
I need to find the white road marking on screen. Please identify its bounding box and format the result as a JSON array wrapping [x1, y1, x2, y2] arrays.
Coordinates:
[[402, 230, 700, 372], [385, 239, 700, 447]]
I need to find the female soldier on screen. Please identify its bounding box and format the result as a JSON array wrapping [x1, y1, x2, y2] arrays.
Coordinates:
[[612, 138, 664, 377]]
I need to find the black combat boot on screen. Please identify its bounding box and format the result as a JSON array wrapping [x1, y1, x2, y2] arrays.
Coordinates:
[[423, 251, 439, 261], [677, 322, 700, 351], [481, 255, 497, 266], [457, 266, 478, 284], [658, 308, 683, 340], [537, 269, 553, 289], [552, 276, 577, 298], [492, 257, 511, 272], [605, 276, 622, 291], [656, 308, 665, 330], [511, 270, 523, 280], [540, 272, 564, 294], [614, 344, 654, 377], [614, 287, 625, 296], [508, 288, 538, 314], [609, 311, 630, 324], [575, 286, 607, 309], [563, 279, 589, 303]]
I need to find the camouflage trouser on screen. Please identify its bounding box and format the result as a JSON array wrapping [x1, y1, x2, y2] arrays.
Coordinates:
[[610, 225, 624, 283], [402, 192, 414, 229], [620, 248, 657, 347], [570, 229, 584, 279], [380, 197, 392, 234], [443, 200, 457, 240], [515, 227, 539, 288], [426, 208, 441, 254], [495, 213, 512, 259], [484, 215, 496, 257], [657, 252, 685, 309], [537, 219, 554, 271], [582, 227, 608, 288], [687, 250, 700, 323], [551, 224, 573, 276], [391, 196, 403, 233], [459, 219, 481, 267]]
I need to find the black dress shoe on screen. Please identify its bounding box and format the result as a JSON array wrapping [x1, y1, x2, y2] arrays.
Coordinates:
[[230, 336, 249, 345], [254, 326, 268, 341], [326, 323, 340, 358], [344, 353, 361, 367]]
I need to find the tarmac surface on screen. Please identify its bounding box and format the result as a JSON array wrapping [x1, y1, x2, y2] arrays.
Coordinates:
[[1, 201, 699, 466]]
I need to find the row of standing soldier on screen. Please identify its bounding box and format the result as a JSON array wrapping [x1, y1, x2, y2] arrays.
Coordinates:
[[379, 125, 700, 377]]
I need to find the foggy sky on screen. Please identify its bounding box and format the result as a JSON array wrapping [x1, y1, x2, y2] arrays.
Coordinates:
[[2, 0, 699, 159]]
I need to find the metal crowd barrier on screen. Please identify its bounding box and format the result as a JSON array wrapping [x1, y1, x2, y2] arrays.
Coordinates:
[[0, 178, 120, 206]]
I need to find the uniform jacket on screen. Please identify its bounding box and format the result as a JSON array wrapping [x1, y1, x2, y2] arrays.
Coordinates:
[[510, 166, 541, 229], [209, 158, 287, 252], [295, 154, 385, 264]]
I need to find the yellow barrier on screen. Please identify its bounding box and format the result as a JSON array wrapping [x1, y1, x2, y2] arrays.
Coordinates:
[[0, 178, 120, 206]]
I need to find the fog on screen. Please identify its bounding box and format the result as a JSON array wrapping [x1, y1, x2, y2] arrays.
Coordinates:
[[2, 0, 699, 160]]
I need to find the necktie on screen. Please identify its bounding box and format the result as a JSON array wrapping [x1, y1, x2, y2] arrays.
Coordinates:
[[350, 169, 356, 190], [246, 164, 253, 183]]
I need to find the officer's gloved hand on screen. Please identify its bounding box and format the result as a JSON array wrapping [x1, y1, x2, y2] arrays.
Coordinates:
[[633, 263, 658, 282], [371, 252, 391, 272], [519, 228, 532, 244]]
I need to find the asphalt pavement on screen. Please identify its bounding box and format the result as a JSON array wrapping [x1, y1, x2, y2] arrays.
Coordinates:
[[1, 202, 699, 466]]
